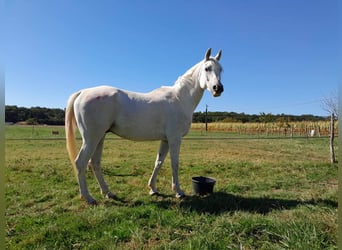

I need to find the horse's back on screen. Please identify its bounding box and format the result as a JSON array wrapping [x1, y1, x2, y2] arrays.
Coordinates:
[[73, 85, 190, 141]]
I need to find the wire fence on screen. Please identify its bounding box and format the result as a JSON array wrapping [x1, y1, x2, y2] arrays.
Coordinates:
[[5, 122, 338, 141]]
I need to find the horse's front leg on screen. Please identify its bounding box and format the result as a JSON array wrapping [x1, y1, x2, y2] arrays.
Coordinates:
[[148, 140, 169, 195], [169, 137, 185, 198]]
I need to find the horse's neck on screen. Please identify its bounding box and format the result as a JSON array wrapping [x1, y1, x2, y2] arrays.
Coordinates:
[[175, 62, 204, 112]]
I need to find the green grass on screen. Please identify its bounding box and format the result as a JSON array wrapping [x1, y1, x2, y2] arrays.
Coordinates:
[[5, 126, 338, 249]]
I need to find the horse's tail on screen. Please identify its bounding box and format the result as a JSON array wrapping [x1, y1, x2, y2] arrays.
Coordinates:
[[65, 91, 81, 178]]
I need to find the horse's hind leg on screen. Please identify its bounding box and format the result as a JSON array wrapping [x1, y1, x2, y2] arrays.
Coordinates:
[[75, 142, 98, 204], [89, 136, 116, 199], [148, 140, 169, 195]]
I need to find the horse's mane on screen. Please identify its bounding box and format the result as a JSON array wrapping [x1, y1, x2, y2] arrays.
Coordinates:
[[183, 61, 203, 78], [174, 61, 203, 88]]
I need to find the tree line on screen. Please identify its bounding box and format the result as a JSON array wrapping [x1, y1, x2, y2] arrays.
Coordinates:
[[5, 106, 65, 125], [192, 111, 328, 123], [5, 105, 329, 125]]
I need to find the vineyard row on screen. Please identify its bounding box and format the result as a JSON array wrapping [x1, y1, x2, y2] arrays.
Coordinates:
[[191, 121, 338, 137]]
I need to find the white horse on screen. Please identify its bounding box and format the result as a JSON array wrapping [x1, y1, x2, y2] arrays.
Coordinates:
[[65, 48, 224, 204]]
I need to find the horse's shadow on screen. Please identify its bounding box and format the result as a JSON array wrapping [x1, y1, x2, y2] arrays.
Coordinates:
[[152, 192, 337, 215]]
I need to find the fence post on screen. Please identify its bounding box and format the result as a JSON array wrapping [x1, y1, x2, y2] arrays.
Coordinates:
[[205, 105, 208, 132]]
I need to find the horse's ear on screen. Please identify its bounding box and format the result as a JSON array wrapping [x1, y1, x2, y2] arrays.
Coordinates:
[[215, 50, 222, 61], [205, 48, 211, 61]]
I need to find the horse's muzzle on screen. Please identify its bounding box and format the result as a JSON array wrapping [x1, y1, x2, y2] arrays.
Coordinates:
[[213, 83, 224, 97]]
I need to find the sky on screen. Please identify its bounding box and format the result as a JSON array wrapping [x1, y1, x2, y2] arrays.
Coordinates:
[[3, 0, 339, 116]]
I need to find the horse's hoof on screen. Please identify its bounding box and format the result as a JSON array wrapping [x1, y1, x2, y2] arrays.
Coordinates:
[[88, 200, 98, 206], [149, 190, 159, 196], [84, 198, 98, 205], [175, 193, 186, 199], [81, 195, 98, 205], [105, 192, 117, 200]]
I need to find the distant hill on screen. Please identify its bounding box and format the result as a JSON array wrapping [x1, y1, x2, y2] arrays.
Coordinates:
[[5, 105, 329, 125]]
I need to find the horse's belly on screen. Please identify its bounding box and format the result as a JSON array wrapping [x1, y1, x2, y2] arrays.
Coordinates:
[[111, 125, 166, 141], [109, 114, 167, 141]]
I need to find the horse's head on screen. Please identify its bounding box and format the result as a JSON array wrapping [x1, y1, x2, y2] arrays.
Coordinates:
[[199, 48, 224, 97]]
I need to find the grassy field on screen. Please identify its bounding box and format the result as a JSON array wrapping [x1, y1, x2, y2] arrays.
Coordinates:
[[5, 126, 338, 249]]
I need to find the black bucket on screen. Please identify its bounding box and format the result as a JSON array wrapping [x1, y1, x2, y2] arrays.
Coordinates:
[[192, 176, 216, 195]]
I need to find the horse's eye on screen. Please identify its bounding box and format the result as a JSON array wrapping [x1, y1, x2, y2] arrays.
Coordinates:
[[205, 66, 212, 72]]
